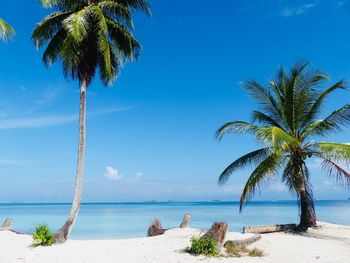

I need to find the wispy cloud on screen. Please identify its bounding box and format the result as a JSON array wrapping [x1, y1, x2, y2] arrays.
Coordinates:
[[105, 166, 123, 181], [0, 107, 132, 129], [34, 89, 61, 105], [0, 159, 24, 165], [281, 3, 316, 17], [336, 1, 347, 7], [0, 115, 78, 129], [135, 171, 144, 180]]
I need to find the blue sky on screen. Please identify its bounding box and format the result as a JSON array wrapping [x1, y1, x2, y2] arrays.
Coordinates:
[[0, 0, 350, 202]]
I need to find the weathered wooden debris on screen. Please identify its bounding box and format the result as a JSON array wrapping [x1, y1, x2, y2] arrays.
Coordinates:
[[224, 234, 261, 249], [2, 218, 13, 229], [243, 224, 297, 234], [179, 214, 192, 228], [147, 219, 166, 237], [201, 222, 228, 246]]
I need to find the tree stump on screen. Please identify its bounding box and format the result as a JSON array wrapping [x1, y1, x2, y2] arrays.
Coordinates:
[[2, 218, 13, 229], [147, 219, 165, 237], [201, 222, 228, 247], [180, 214, 191, 228]]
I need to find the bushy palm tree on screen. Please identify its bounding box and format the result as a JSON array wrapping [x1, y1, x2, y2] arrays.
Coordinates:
[[32, 0, 150, 242], [0, 17, 15, 41], [216, 63, 350, 231]]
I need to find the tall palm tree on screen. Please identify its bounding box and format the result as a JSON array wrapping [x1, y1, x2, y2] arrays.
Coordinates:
[[216, 63, 350, 231], [0, 17, 15, 41], [32, 0, 150, 242]]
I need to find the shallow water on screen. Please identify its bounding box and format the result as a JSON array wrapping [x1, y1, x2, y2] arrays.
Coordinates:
[[0, 200, 349, 239]]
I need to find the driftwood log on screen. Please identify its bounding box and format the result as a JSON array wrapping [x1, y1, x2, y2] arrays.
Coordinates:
[[147, 219, 166, 237], [179, 214, 191, 228], [2, 218, 13, 229], [201, 222, 228, 248], [224, 234, 261, 249], [243, 224, 297, 234]]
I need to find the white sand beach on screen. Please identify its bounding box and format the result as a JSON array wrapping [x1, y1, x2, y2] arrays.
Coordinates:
[[1, 222, 349, 263]]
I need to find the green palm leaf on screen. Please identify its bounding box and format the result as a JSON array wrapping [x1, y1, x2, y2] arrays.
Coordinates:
[[0, 18, 15, 41], [239, 153, 284, 211], [218, 148, 272, 184]]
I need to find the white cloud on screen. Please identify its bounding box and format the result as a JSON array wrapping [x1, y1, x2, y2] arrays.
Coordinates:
[[281, 3, 316, 17], [104, 166, 123, 181], [135, 172, 144, 180]]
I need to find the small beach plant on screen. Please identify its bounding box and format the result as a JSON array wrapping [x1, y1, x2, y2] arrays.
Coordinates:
[[248, 248, 264, 257], [32, 0, 150, 243], [32, 225, 56, 247], [189, 237, 218, 256], [0, 17, 15, 41], [217, 63, 350, 231]]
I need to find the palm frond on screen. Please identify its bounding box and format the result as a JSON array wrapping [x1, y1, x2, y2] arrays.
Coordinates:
[[263, 126, 298, 151], [251, 110, 282, 128], [98, 1, 134, 29], [301, 80, 346, 128], [311, 143, 350, 187], [41, 0, 85, 11], [92, 5, 117, 85], [63, 6, 92, 42], [0, 18, 15, 41], [302, 104, 350, 138], [218, 148, 272, 184], [32, 11, 71, 49], [106, 17, 141, 60], [119, 0, 151, 15], [316, 155, 350, 187], [216, 121, 260, 140], [313, 142, 350, 163], [243, 80, 284, 127], [239, 153, 284, 211], [42, 28, 66, 66]]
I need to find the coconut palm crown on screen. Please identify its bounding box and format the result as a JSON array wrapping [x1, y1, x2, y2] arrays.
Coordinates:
[[216, 63, 350, 231], [0, 17, 15, 41], [32, 0, 150, 85], [32, 0, 150, 242]]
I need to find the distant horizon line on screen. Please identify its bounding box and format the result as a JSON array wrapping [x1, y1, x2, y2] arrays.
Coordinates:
[[0, 199, 348, 205]]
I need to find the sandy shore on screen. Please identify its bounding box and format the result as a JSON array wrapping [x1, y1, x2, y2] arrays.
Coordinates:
[[1, 222, 349, 263]]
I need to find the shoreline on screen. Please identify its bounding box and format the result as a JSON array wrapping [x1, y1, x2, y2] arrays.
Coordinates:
[[1, 221, 350, 262]]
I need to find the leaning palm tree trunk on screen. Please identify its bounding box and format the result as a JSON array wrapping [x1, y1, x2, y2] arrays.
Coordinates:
[[54, 81, 87, 243]]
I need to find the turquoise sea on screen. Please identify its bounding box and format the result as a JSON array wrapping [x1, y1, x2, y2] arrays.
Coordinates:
[[1, 200, 349, 239]]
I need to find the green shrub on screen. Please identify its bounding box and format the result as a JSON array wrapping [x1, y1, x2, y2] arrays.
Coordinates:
[[189, 237, 218, 256], [32, 225, 56, 247]]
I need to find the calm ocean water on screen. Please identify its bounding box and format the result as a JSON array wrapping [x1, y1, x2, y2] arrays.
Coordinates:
[[0, 200, 349, 239]]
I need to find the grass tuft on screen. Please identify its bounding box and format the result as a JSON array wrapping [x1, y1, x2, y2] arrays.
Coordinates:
[[187, 237, 218, 257], [224, 242, 264, 258], [32, 224, 56, 247]]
